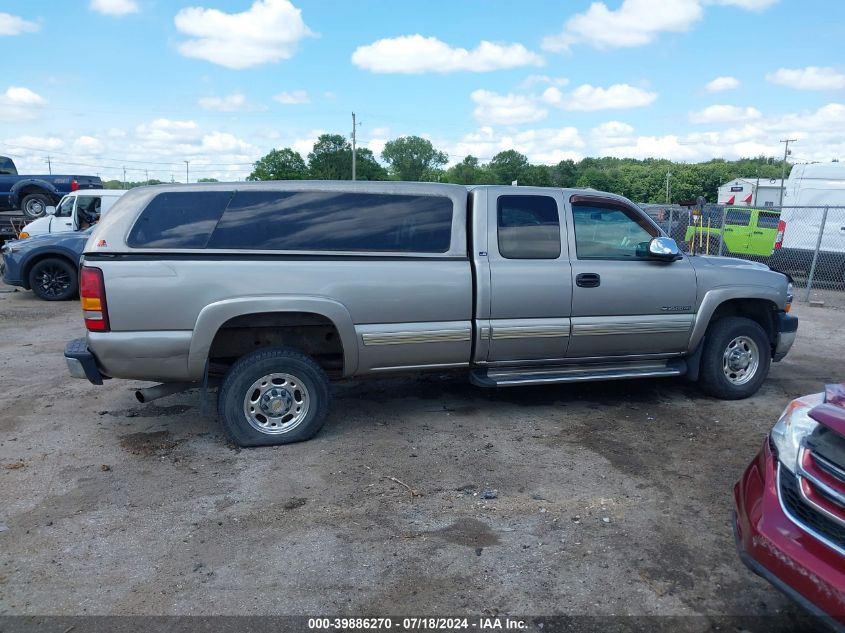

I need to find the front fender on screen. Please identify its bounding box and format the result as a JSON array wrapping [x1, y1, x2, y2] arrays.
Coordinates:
[[688, 285, 785, 352], [188, 295, 359, 379], [10, 179, 60, 207]]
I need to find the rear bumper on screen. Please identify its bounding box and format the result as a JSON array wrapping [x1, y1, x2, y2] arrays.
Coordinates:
[[774, 311, 798, 362], [64, 337, 104, 385], [733, 439, 845, 627]]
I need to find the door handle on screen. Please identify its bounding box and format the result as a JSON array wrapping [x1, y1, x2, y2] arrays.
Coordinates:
[[576, 273, 601, 288]]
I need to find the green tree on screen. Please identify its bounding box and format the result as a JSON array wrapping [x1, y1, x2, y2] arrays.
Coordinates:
[[354, 148, 389, 181], [489, 150, 529, 184], [248, 148, 307, 181], [444, 156, 494, 185], [197, 177, 219, 183], [551, 159, 578, 187], [308, 134, 353, 179], [381, 135, 448, 181]]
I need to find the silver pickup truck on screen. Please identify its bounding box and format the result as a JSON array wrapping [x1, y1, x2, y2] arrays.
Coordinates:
[[65, 182, 797, 446]]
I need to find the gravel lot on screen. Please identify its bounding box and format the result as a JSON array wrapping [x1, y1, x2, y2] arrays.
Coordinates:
[[0, 282, 842, 631]]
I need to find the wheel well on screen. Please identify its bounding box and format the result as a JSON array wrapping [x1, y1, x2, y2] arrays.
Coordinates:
[[709, 299, 778, 346], [208, 312, 344, 378], [18, 186, 54, 203], [22, 253, 77, 290]]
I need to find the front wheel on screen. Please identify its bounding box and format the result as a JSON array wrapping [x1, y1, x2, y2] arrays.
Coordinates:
[[218, 347, 331, 447], [697, 316, 771, 400], [20, 193, 53, 220], [28, 258, 78, 301]]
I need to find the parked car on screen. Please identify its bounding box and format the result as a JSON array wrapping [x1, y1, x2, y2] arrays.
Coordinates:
[[734, 384, 845, 629], [684, 206, 781, 257], [0, 156, 103, 219], [18, 189, 128, 239], [1, 228, 91, 300], [64, 182, 797, 446]]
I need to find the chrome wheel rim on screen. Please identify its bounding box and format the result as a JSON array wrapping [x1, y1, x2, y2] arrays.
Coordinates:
[[36, 265, 71, 298], [242, 372, 309, 435], [25, 199, 46, 217], [722, 336, 759, 386]]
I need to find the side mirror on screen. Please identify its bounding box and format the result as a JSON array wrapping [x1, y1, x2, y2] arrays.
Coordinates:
[[647, 237, 682, 261], [46, 206, 56, 216]]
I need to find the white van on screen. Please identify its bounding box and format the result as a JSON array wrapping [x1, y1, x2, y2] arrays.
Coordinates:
[[19, 189, 128, 239], [773, 163, 845, 284]]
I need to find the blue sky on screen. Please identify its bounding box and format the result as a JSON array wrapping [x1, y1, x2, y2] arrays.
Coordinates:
[[1, 0, 844, 182]]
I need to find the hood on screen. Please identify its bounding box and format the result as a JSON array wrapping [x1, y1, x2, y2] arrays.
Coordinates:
[[6, 228, 92, 250], [688, 254, 770, 272], [20, 216, 51, 235]]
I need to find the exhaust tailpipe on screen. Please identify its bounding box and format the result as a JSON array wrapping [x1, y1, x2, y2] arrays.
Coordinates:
[[135, 382, 197, 404]]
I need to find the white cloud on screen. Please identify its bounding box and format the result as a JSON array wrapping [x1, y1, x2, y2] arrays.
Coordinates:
[[352, 35, 544, 74], [198, 93, 250, 112], [0, 12, 40, 35], [708, 0, 777, 9], [72, 135, 105, 155], [590, 103, 845, 163], [689, 104, 762, 123], [543, 0, 703, 51], [591, 121, 636, 145], [544, 84, 657, 111], [471, 90, 547, 125], [0, 86, 46, 122], [440, 125, 584, 165], [705, 76, 740, 92], [174, 0, 313, 69], [89, 0, 139, 16], [520, 75, 570, 89], [273, 90, 310, 105], [766, 67, 845, 91], [543, 0, 776, 52]]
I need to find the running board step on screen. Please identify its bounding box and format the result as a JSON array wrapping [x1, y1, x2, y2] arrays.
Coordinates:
[[470, 360, 687, 388]]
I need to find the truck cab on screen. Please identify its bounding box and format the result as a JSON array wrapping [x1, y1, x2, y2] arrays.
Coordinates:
[[18, 189, 128, 239]]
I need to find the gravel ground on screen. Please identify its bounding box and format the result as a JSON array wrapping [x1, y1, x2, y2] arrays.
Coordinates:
[[0, 283, 842, 631]]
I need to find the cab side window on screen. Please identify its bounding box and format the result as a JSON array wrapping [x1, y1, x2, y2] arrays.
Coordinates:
[[497, 195, 561, 259], [572, 204, 656, 259]]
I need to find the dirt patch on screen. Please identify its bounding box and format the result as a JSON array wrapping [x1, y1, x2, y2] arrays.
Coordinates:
[[2, 461, 26, 470], [282, 497, 307, 510], [118, 430, 180, 456], [429, 518, 501, 548]]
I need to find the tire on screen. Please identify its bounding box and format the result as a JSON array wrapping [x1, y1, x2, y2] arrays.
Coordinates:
[[28, 258, 78, 301], [697, 316, 771, 400], [218, 347, 330, 447], [20, 193, 52, 220]]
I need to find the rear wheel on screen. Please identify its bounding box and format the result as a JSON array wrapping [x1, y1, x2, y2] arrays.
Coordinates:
[[28, 258, 78, 301], [698, 316, 771, 399], [218, 347, 330, 447], [20, 193, 52, 220]]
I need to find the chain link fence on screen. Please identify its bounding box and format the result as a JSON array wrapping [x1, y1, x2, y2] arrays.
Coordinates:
[[642, 203, 845, 308]]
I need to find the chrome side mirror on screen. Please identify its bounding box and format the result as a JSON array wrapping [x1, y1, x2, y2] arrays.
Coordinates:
[[648, 237, 681, 261]]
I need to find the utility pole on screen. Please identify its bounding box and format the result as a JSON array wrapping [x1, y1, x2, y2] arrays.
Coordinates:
[[122, 166, 127, 189], [145, 169, 149, 185], [779, 138, 797, 206], [666, 170, 672, 203], [351, 112, 357, 181], [45, 155, 52, 174], [184, 160, 190, 185]]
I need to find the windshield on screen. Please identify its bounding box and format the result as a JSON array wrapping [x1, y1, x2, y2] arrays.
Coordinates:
[[55, 196, 75, 217]]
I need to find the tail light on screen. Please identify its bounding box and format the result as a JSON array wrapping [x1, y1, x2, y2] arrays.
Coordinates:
[[79, 266, 109, 332], [774, 220, 786, 249], [70, 179, 79, 191]]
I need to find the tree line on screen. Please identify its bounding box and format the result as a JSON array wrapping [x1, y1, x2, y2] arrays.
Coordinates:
[[104, 133, 788, 203], [248, 134, 786, 203]]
